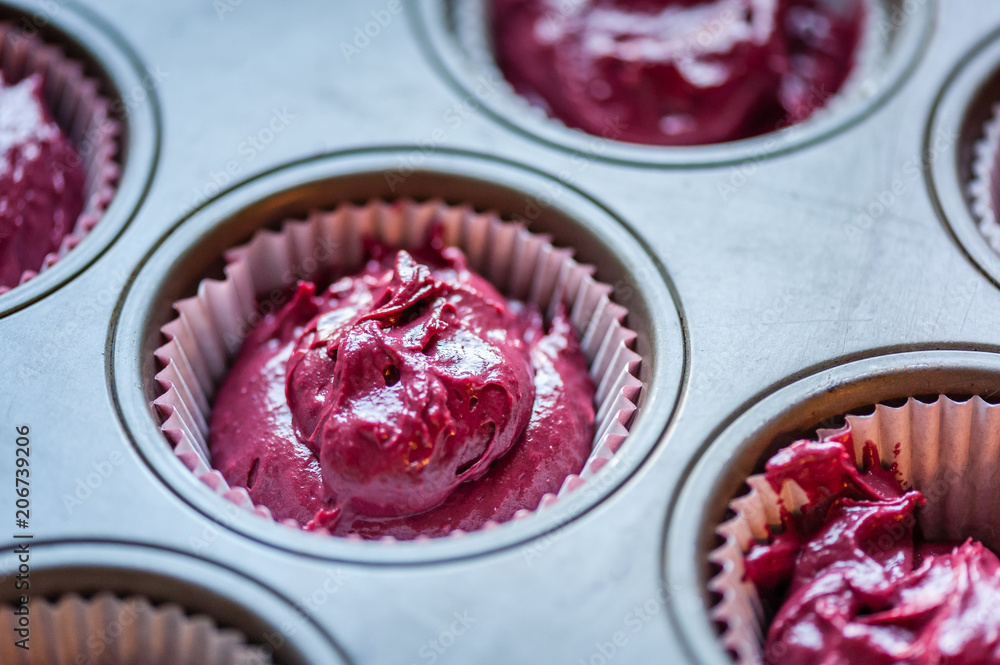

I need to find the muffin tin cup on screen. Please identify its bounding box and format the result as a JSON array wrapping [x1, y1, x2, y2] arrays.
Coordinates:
[[926, 27, 1000, 292], [416, 0, 932, 166], [665, 351, 1000, 665], [152, 197, 644, 540], [453, 0, 884, 139], [0, 541, 349, 665], [0, 593, 271, 665], [709, 394, 1000, 665], [0, 20, 119, 294]]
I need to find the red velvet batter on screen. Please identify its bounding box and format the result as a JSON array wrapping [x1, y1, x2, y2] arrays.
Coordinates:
[[0, 73, 85, 289], [745, 434, 1000, 664], [209, 238, 596, 538], [491, 0, 864, 145]]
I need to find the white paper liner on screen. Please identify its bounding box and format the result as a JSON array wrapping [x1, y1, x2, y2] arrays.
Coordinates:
[[152, 198, 644, 539], [708, 395, 1000, 665], [970, 103, 1000, 253], [0, 21, 120, 294], [0, 592, 271, 664], [453, 0, 886, 146]]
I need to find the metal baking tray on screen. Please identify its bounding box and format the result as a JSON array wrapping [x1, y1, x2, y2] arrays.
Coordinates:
[[3, 1, 999, 663]]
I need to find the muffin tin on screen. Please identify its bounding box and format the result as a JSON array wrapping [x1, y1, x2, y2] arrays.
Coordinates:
[[0, 1, 156, 315], [5, 0, 1000, 663]]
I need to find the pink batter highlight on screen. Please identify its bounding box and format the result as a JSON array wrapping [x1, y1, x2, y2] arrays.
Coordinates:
[[209, 235, 596, 539]]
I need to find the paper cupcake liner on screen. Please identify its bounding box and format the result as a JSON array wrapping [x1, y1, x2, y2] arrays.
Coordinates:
[[152, 198, 643, 538], [0, 21, 120, 294], [0, 592, 271, 664], [453, 0, 885, 144], [970, 103, 1000, 253], [708, 394, 1000, 665]]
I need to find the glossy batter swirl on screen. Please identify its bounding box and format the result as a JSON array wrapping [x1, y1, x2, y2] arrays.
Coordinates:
[[491, 0, 864, 145], [746, 434, 1000, 664], [209, 238, 596, 538]]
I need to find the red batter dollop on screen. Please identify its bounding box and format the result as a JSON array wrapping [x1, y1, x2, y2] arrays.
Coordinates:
[[745, 433, 1000, 664], [491, 0, 864, 145], [0, 73, 86, 289], [209, 237, 596, 538]]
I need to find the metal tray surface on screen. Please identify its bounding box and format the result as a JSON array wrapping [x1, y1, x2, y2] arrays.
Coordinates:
[[1, 1, 999, 664]]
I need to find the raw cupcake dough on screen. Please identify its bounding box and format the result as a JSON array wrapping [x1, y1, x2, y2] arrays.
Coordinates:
[[746, 434, 1000, 665], [210, 237, 596, 539], [491, 0, 864, 145]]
